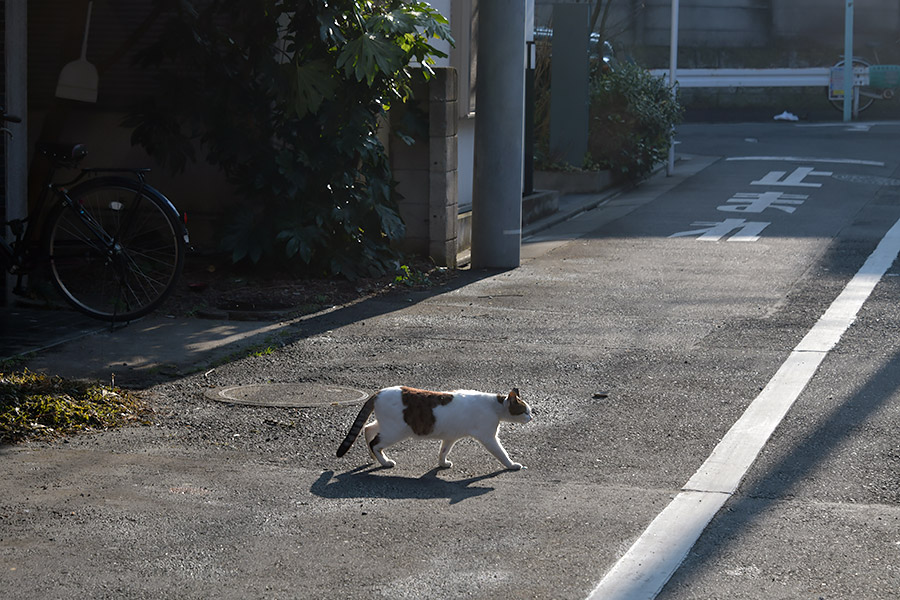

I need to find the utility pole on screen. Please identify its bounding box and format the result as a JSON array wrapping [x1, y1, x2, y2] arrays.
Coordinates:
[[842, 0, 854, 122], [471, 0, 526, 269], [667, 0, 679, 175]]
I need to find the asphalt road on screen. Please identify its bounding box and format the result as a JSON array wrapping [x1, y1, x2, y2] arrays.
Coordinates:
[[2, 120, 900, 599]]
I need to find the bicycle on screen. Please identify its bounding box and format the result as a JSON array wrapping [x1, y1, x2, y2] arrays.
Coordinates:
[[1, 110, 188, 322], [827, 43, 900, 114]]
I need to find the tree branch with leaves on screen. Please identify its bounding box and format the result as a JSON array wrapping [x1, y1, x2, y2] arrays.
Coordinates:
[[126, 0, 452, 278]]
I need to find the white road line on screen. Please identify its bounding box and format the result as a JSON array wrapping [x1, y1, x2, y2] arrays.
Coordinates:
[[725, 156, 885, 167], [796, 121, 900, 129], [587, 215, 900, 600]]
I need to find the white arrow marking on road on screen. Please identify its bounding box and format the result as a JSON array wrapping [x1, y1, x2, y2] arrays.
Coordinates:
[[588, 215, 900, 600]]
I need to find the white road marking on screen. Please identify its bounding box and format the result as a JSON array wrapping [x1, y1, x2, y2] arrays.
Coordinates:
[[796, 121, 900, 130], [588, 215, 900, 600], [725, 156, 884, 167], [750, 167, 832, 188], [717, 191, 807, 214], [669, 219, 770, 242]]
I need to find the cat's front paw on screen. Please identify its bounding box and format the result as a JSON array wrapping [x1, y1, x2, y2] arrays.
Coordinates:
[[507, 462, 525, 471], [438, 460, 453, 469]]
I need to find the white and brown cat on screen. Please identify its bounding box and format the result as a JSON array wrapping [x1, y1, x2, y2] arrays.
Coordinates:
[[336, 386, 533, 470]]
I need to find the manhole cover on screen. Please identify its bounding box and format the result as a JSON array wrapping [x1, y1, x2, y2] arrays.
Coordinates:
[[205, 383, 368, 408], [831, 174, 900, 187]]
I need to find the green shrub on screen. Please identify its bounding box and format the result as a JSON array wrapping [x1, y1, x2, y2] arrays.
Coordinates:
[[126, 1, 451, 279], [588, 61, 683, 181]]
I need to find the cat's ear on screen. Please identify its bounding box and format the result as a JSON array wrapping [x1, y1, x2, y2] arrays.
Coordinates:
[[508, 388, 520, 401]]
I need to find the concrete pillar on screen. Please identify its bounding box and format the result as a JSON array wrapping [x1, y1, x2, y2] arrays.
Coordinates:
[[471, 0, 526, 269], [390, 68, 458, 268], [427, 68, 459, 268], [6, 0, 26, 224], [5, 0, 27, 305]]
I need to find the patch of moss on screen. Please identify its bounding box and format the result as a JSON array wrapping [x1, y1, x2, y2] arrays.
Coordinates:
[[0, 371, 151, 444]]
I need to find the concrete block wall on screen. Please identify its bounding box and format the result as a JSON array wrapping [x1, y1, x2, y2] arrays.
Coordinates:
[[390, 67, 459, 268], [772, 0, 899, 40], [637, 0, 770, 48], [535, 0, 771, 48], [535, 1, 900, 50]]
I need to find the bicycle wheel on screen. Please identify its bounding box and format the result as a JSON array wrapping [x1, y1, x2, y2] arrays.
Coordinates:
[[827, 58, 875, 114], [44, 177, 186, 321]]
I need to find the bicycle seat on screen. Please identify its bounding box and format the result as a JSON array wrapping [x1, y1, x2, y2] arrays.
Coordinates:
[[36, 142, 88, 163]]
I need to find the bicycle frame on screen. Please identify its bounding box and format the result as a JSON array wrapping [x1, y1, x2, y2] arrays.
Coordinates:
[[2, 164, 167, 276]]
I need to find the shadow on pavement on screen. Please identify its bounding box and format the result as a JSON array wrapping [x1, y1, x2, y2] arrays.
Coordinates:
[[12, 267, 499, 387], [310, 465, 508, 505], [285, 267, 497, 341], [0, 306, 104, 360]]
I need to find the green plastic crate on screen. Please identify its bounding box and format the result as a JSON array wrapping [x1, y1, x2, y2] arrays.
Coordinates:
[[869, 65, 900, 90]]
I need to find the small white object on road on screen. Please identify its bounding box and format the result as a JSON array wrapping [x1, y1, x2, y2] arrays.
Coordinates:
[[773, 110, 799, 121]]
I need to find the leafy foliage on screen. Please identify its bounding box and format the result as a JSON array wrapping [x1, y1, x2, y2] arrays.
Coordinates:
[[587, 60, 683, 181], [533, 35, 681, 179], [125, 0, 452, 278]]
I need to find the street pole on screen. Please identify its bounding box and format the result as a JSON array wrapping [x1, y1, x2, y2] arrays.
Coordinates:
[[667, 0, 679, 176], [471, 0, 526, 269], [5, 0, 27, 307], [842, 0, 854, 122]]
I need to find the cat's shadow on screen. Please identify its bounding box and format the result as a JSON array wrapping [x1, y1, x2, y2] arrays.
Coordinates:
[[310, 465, 506, 505]]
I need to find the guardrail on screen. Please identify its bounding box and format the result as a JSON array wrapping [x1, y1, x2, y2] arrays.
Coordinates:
[[649, 68, 831, 88]]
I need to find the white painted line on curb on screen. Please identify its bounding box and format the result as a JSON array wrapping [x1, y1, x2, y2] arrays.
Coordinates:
[[725, 156, 885, 167], [587, 215, 900, 600]]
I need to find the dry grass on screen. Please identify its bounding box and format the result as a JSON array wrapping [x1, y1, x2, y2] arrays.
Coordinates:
[[0, 370, 151, 444]]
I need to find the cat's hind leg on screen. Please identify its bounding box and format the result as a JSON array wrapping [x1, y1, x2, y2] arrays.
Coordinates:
[[363, 422, 380, 462], [368, 427, 409, 469], [438, 438, 458, 468], [476, 435, 523, 471]]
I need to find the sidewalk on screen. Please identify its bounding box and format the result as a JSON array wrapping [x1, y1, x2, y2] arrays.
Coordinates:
[[12, 313, 296, 386], [4, 181, 630, 386]]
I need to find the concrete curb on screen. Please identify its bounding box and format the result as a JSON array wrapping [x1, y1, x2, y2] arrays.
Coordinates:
[[522, 184, 630, 240], [522, 160, 672, 239]]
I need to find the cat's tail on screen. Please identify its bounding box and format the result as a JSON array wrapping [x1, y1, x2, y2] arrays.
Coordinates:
[[336, 392, 378, 457]]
